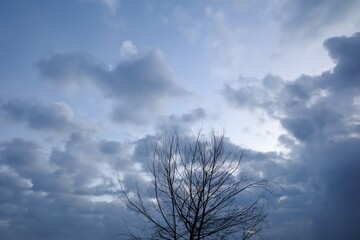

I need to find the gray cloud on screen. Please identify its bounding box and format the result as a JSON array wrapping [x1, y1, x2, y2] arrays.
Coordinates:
[[223, 34, 360, 143], [0, 99, 76, 132], [223, 32, 360, 240], [37, 52, 96, 86], [323, 32, 360, 90], [38, 49, 189, 124], [156, 107, 206, 133], [181, 107, 205, 123], [0, 139, 52, 178], [303, 139, 360, 240], [0, 133, 135, 240], [99, 140, 121, 155]]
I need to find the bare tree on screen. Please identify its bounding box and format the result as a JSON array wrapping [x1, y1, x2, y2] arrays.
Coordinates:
[[120, 130, 274, 240]]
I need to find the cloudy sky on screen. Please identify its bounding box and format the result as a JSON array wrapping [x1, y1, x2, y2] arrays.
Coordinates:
[[1, 0, 360, 239]]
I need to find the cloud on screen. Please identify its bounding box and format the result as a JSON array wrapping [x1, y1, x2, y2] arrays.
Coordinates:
[[323, 32, 360, 89], [156, 107, 206, 133], [37, 47, 189, 124], [37, 52, 96, 89], [278, 0, 360, 38], [223, 32, 360, 142], [120, 40, 138, 58], [0, 139, 51, 177], [95, 49, 187, 103], [0, 99, 76, 132], [223, 32, 360, 239], [302, 138, 360, 240], [98, 140, 121, 155], [181, 107, 206, 123], [0, 132, 136, 240]]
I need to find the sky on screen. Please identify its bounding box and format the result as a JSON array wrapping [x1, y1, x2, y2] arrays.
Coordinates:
[[0, 0, 360, 239]]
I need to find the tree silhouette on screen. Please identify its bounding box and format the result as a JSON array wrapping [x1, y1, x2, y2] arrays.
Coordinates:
[[120, 130, 274, 240]]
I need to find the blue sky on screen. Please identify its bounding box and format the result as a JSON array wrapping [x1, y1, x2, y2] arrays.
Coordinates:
[[1, 0, 360, 239]]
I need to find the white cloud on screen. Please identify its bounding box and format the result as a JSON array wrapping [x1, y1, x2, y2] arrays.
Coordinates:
[[120, 40, 138, 58]]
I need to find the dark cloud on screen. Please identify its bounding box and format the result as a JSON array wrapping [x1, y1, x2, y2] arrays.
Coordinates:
[[304, 139, 360, 240], [37, 49, 189, 124], [223, 32, 360, 240], [0, 139, 52, 177], [99, 140, 121, 155], [0, 99, 75, 132], [323, 32, 360, 90]]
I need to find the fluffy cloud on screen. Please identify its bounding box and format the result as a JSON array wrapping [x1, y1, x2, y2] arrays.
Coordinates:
[[223, 33, 360, 143], [0, 132, 135, 240], [120, 40, 138, 58], [0, 99, 76, 132], [223, 32, 360, 239], [323, 32, 360, 89], [37, 47, 189, 124], [0, 130, 174, 239]]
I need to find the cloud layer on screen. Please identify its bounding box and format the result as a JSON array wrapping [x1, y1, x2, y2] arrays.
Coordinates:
[[1, 0, 359, 239], [1, 32, 359, 240], [0, 99, 75, 132], [37, 46, 188, 124], [0, 133, 130, 240], [223, 32, 360, 240]]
